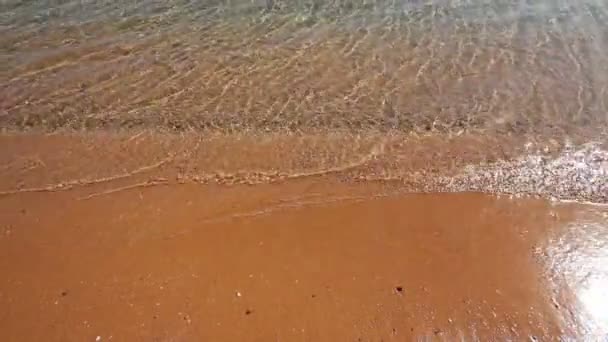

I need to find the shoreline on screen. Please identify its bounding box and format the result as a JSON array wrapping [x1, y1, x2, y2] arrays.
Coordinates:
[[1, 132, 607, 340], [1, 131, 606, 203], [4, 1, 608, 338]]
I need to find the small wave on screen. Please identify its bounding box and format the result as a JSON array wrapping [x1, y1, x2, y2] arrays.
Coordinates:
[[444, 143, 608, 203], [0, 132, 606, 203]]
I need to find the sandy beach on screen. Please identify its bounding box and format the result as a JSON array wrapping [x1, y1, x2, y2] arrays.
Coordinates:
[[2, 0, 608, 340]]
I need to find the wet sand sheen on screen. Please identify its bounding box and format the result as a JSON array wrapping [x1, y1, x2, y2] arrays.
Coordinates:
[[1, 179, 607, 340]]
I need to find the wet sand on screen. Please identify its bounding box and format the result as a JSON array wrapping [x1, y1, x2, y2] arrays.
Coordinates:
[[1, 134, 607, 341]]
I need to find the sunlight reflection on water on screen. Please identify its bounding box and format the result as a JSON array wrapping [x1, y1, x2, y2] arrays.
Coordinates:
[[579, 274, 608, 335], [546, 214, 608, 337]]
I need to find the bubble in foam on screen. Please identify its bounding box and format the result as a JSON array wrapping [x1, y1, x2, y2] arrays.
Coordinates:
[[445, 143, 608, 203]]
